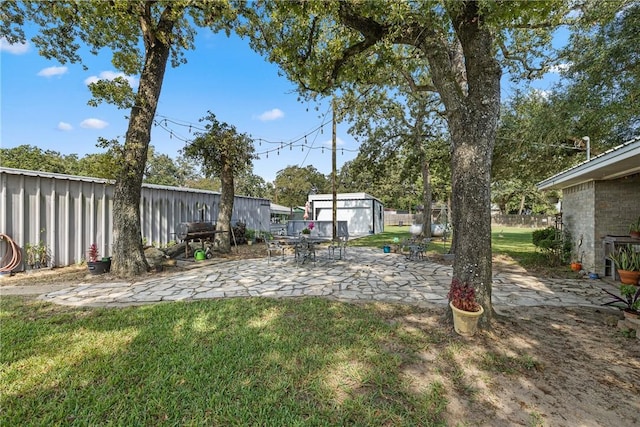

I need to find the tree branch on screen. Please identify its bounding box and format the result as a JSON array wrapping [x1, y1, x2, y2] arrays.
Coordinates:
[[399, 69, 436, 93], [498, 39, 543, 79], [331, 2, 389, 83]]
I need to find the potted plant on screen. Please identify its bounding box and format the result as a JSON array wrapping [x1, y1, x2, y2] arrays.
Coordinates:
[[630, 216, 640, 239], [602, 284, 640, 322], [608, 244, 640, 285], [448, 278, 484, 336], [246, 229, 255, 245], [301, 221, 314, 236], [87, 243, 111, 275], [570, 236, 583, 272]]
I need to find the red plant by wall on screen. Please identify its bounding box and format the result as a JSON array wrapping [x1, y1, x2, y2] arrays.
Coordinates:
[[88, 243, 99, 262]]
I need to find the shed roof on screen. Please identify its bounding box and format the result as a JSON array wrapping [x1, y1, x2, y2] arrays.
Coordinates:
[[270, 202, 291, 215], [308, 192, 383, 204], [0, 167, 271, 201], [537, 137, 640, 190]]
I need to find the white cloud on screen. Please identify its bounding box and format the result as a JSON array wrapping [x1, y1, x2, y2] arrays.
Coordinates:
[[323, 137, 345, 146], [256, 108, 285, 122], [84, 71, 137, 87], [0, 37, 29, 54], [548, 62, 571, 74], [37, 66, 68, 77], [80, 118, 108, 129], [57, 122, 73, 131]]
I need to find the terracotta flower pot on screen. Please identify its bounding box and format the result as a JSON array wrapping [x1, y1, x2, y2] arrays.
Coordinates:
[[450, 301, 484, 337], [570, 262, 582, 272], [623, 310, 640, 324], [617, 269, 640, 285]]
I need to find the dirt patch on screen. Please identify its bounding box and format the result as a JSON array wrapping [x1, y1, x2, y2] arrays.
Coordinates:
[[394, 306, 639, 427]]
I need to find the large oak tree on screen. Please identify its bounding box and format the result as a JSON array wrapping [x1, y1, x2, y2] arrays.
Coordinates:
[[1, 0, 237, 276], [242, 0, 580, 326]]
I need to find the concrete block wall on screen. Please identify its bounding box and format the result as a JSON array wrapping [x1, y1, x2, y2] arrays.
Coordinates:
[[594, 174, 640, 273], [562, 173, 640, 275], [562, 182, 596, 271]]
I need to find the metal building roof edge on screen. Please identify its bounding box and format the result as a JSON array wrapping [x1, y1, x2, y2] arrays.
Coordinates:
[[0, 167, 270, 201]]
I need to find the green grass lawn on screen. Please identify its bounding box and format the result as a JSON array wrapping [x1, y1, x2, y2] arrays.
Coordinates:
[[1, 226, 564, 425], [357, 225, 568, 275], [1, 297, 448, 426]]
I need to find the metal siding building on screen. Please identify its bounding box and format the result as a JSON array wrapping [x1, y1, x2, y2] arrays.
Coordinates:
[[0, 167, 270, 269]]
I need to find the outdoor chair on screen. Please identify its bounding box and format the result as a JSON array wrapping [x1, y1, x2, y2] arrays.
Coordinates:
[[295, 239, 316, 265], [328, 235, 348, 260], [406, 237, 431, 261], [265, 239, 285, 263]]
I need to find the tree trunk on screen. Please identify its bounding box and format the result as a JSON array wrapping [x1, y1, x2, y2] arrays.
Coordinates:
[[216, 160, 235, 253], [518, 194, 526, 215], [420, 2, 501, 328], [111, 40, 171, 277], [421, 158, 432, 238], [448, 7, 501, 328]]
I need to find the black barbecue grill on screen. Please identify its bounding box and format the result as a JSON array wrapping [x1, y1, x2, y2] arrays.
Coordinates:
[[176, 221, 217, 241], [176, 222, 222, 259]]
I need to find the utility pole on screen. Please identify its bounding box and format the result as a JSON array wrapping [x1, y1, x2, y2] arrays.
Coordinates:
[[332, 97, 337, 240]]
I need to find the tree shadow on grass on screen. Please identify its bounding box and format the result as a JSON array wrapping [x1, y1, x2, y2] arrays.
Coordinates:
[[1, 297, 447, 426]]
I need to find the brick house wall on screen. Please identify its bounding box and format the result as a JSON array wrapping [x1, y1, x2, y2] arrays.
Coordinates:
[[562, 173, 640, 274]]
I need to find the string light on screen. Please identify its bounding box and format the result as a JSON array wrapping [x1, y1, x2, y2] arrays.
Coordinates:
[[152, 110, 359, 161]]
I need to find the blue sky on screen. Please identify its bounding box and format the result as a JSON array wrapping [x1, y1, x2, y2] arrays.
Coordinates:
[[1, 28, 357, 183], [1, 26, 565, 183]]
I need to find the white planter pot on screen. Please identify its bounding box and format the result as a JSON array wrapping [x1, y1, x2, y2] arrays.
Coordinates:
[[450, 301, 484, 337]]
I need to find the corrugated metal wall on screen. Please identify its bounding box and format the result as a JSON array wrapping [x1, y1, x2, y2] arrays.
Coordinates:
[[0, 168, 270, 269]]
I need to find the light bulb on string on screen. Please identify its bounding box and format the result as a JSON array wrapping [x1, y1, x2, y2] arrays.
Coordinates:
[[304, 135, 307, 144], [322, 147, 324, 154], [188, 125, 192, 133], [290, 143, 292, 150]]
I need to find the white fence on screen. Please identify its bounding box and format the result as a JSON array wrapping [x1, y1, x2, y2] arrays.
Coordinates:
[[0, 168, 270, 269]]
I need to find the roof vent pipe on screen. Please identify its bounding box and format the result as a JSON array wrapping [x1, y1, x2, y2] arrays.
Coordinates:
[[582, 136, 591, 161]]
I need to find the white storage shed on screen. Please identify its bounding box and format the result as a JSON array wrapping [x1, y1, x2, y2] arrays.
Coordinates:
[[308, 193, 384, 237]]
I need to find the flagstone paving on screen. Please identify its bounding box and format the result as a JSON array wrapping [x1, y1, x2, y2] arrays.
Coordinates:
[[35, 247, 611, 309]]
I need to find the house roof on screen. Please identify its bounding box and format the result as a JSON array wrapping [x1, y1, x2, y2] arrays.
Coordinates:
[[537, 137, 640, 190]]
